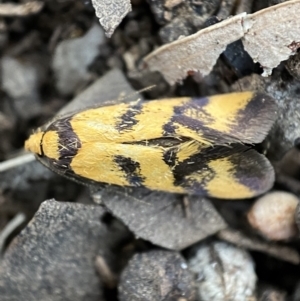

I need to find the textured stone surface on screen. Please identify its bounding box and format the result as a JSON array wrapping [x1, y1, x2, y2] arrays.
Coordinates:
[[93, 186, 226, 250], [0, 200, 106, 301], [119, 250, 196, 301]]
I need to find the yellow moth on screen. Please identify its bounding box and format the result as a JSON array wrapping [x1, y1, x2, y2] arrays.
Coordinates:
[[25, 91, 277, 199]]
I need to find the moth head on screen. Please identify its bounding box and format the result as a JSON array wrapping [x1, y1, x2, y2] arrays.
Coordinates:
[[25, 130, 60, 160]]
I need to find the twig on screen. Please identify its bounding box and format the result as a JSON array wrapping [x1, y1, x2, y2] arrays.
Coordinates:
[[0, 213, 26, 255], [0, 2, 44, 17], [0, 153, 35, 173]]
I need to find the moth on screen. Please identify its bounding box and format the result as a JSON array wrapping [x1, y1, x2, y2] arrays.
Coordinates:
[[25, 91, 277, 199]]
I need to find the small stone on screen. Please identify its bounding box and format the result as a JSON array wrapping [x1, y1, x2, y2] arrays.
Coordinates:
[[247, 191, 299, 241], [91, 0, 131, 37], [119, 250, 196, 301], [189, 241, 257, 301]]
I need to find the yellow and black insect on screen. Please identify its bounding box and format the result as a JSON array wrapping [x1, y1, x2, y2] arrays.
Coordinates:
[[25, 91, 277, 199]]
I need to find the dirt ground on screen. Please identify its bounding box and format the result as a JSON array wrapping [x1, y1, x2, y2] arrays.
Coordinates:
[[0, 1, 299, 300]]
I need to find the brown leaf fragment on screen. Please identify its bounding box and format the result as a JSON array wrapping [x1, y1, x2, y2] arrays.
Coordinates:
[[144, 13, 245, 84], [91, 0, 132, 38], [0, 1, 44, 17], [144, 0, 300, 84], [242, 0, 300, 76]]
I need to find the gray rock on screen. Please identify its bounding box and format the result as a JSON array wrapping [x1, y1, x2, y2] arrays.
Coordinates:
[[93, 186, 227, 250], [52, 23, 105, 96], [0, 200, 106, 301], [1, 56, 41, 119], [189, 241, 257, 301], [119, 250, 196, 301]]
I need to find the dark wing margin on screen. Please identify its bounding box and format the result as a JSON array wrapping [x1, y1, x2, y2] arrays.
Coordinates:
[[165, 92, 277, 145], [165, 144, 274, 199], [229, 92, 277, 144]]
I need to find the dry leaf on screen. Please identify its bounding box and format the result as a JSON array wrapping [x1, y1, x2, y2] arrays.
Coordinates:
[[144, 13, 245, 85], [144, 0, 300, 84], [218, 228, 300, 265], [91, 0, 132, 38], [242, 0, 300, 76]]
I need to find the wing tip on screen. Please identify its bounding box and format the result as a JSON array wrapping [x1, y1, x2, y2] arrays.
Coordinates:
[[235, 149, 275, 198], [243, 92, 277, 144]]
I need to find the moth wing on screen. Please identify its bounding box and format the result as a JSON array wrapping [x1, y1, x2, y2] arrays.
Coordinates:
[[46, 91, 276, 148], [36, 139, 274, 199], [172, 144, 274, 199], [169, 92, 277, 145]]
